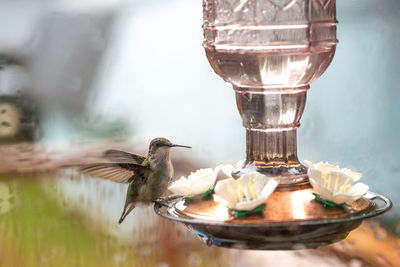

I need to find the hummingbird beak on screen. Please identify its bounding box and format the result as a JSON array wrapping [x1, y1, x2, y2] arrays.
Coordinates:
[[170, 144, 192, 149]]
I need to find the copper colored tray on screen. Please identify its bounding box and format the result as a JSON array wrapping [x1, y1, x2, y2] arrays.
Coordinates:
[[154, 189, 391, 250]]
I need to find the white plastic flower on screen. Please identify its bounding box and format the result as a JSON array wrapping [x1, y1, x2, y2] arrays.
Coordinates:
[[168, 168, 217, 197], [214, 160, 245, 180], [214, 172, 278, 211], [304, 160, 369, 205], [214, 164, 234, 180]]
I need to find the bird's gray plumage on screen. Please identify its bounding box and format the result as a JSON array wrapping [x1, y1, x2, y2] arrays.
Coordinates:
[[80, 137, 191, 224]]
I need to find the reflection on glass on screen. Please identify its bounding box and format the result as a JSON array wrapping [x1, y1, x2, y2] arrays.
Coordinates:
[[203, 0, 337, 184]]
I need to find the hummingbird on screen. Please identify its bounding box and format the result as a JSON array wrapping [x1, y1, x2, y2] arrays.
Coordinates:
[[80, 137, 191, 224]]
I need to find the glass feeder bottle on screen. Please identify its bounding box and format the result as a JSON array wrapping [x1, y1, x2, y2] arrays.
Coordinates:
[[203, 0, 337, 186]]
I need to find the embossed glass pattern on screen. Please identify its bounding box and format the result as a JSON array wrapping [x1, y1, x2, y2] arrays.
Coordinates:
[[203, 0, 338, 184]]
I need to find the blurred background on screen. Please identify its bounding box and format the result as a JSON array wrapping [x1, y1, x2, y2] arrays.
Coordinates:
[[0, 0, 399, 266]]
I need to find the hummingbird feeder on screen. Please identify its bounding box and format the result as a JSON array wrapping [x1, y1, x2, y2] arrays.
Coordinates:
[[155, 0, 391, 250]]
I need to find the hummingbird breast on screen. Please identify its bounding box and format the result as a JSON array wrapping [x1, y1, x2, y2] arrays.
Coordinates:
[[139, 159, 173, 202]]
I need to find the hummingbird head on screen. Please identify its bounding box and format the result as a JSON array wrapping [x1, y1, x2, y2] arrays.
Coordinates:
[[148, 137, 191, 161]]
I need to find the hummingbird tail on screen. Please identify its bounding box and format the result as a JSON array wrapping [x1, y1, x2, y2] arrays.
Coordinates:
[[118, 203, 136, 224]]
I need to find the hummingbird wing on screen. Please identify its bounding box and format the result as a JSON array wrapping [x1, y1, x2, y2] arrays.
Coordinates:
[[103, 150, 146, 164], [80, 163, 149, 184]]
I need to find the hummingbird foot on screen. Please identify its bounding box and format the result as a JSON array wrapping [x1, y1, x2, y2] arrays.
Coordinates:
[[154, 196, 178, 208]]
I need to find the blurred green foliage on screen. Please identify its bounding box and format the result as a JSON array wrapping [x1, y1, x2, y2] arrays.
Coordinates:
[[0, 176, 139, 267]]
